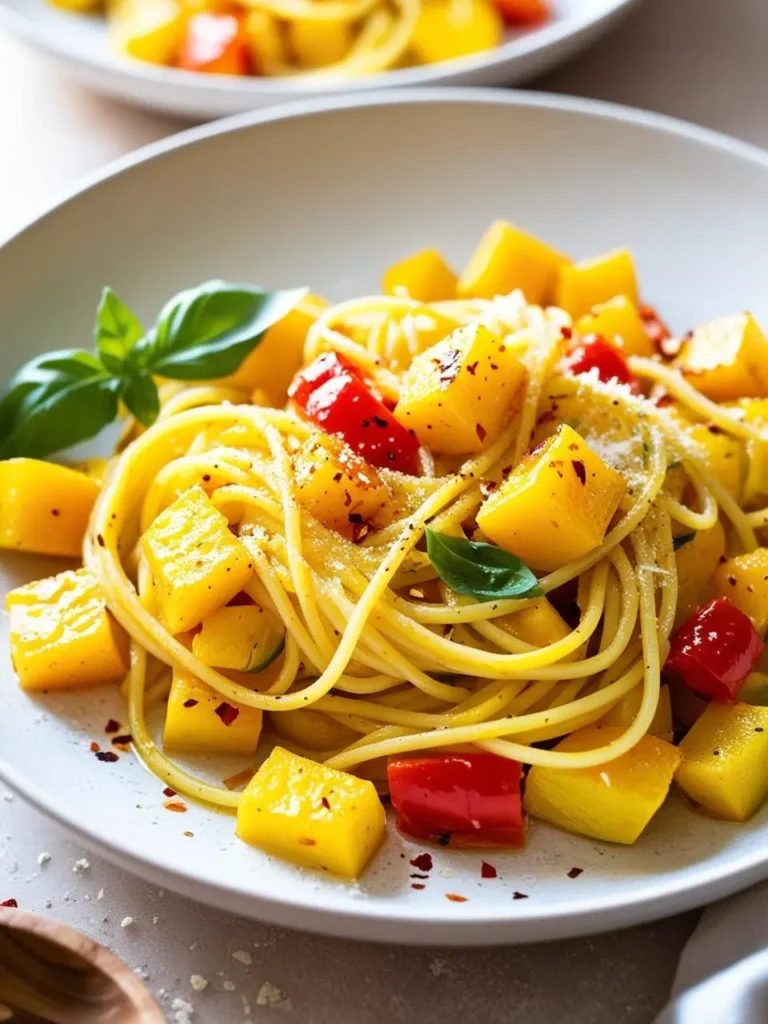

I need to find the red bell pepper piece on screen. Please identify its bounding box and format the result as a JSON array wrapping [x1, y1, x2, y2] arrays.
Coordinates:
[[288, 352, 421, 474], [494, 0, 550, 26], [388, 752, 526, 848], [177, 12, 252, 76], [665, 597, 764, 701], [564, 333, 637, 389]]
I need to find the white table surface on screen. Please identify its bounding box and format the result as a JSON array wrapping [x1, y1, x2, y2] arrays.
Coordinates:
[[2, 0, 767, 1020]]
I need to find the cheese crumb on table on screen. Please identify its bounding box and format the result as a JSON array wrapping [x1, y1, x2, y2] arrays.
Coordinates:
[[190, 974, 208, 992], [120, 916, 134, 928], [37, 852, 51, 866], [232, 949, 252, 965]]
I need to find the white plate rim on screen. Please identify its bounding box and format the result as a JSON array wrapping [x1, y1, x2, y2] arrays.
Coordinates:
[[3, 88, 768, 943], [0, 0, 642, 99]]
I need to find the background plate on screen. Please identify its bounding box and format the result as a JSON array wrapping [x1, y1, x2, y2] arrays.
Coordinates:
[[0, 0, 642, 118], [2, 91, 768, 945]]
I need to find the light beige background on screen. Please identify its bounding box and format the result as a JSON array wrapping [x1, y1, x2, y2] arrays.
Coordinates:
[[1, 0, 767, 1020]]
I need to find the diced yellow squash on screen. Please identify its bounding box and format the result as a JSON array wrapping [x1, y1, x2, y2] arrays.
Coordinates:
[[457, 220, 569, 304], [243, 10, 284, 70], [676, 701, 768, 821], [575, 295, 653, 359], [192, 604, 285, 673], [686, 422, 744, 499], [0, 458, 99, 558], [674, 518, 726, 627], [50, 0, 101, 9], [142, 485, 253, 634], [712, 548, 768, 634], [496, 597, 582, 660], [270, 709, 358, 751], [236, 747, 386, 877], [223, 294, 327, 405], [477, 424, 626, 571], [293, 433, 393, 537], [6, 570, 128, 692], [676, 314, 768, 402], [382, 249, 458, 303], [524, 724, 681, 844], [555, 249, 638, 320], [737, 398, 768, 507], [288, 19, 352, 67], [163, 667, 262, 756], [411, 0, 503, 66], [601, 684, 674, 742], [73, 457, 109, 488], [394, 322, 526, 455], [110, 0, 186, 65]]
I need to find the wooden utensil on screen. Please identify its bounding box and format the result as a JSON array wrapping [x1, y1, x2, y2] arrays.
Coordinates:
[[0, 907, 164, 1023]]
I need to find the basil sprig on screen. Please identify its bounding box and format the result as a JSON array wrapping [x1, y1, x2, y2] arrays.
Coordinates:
[[0, 281, 306, 459], [425, 529, 542, 602]]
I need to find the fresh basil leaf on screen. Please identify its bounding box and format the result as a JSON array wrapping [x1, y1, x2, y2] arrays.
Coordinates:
[[673, 532, 696, 551], [140, 281, 306, 380], [95, 287, 144, 374], [0, 349, 105, 441], [425, 529, 542, 602], [0, 364, 120, 460], [121, 372, 160, 428]]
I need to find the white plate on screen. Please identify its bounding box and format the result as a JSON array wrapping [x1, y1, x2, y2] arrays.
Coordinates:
[[0, 0, 643, 118], [2, 91, 768, 945]]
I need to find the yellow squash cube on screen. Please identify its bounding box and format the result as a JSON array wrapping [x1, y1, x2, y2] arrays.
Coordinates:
[[458, 221, 569, 304], [575, 295, 653, 359], [555, 249, 638, 320], [713, 548, 768, 634], [394, 322, 526, 455], [224, 294, 327, 405], [6, 570, 128, 692], [477, 424, 626, 571], [50, 0, 101, 8], [110, 0, 186, 65], [382, 249, 458, 303], [525, 724, 681, 844], [676, 314, 768, 402], [192, 604, 285, 673], [163, 668, 263, 756], [601, 684, 674, 742], [496, 597, 583, 660], [411, 0, 503, 66], [243, 10, 284, 69], [293, 433, 393, 537], [269, 709, 358, 751], [73, 457, 109, 488], [676, 702, 768, 821], [674, 518, 725, 627], [236, 746, 386, 877], [0, 458, 100, 558], [737, 399, 768, 507], [142, 485, 253, 634], [686, 422, 744, 499], [289, 19, 352, 68]]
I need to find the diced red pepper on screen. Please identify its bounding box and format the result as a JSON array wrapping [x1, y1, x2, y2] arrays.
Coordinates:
[[665, 597, 764, 701], [288, 352, 421, 474], [387, 752, 525, 848], [563, 333, 637, 389], [177, 12, 252, 76], [494, 0, 550, 26], [639, 303, 673, 352]]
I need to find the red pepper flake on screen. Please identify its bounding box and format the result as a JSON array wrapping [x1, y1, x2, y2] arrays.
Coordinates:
[[567, 867, 584, 879], [571, 460, 586, 485], [51, 509, 60, 517], [410, 873, 429, 880], [164, 801, 187, 813], [351, 521, 370, 545], [112, 734, 133, 746], [512, 891, 529, 900], [560, 326, 573, 340], [183, 831, 194, 838], [445, 893, 468, 903], [475, 423, 487, 442], [96, 534, 105, 548], [89, 741, 100, 753], [163, 787, 177, 798], [321, 797, 331, 810], [298, 837, 317, 846], [1, 898, 18, 908], [223, 769, 254, 791], [105, 719, 120, 734], [465, 361, 478, 376], [372, 415, 389, 429], [411, 883, 426, 890], [183, 699, 199, 709], [481, 861, 498, 879], [410, 852, 433, 872], [214, 702, 239, 727], [95, 751, 119, 763]]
